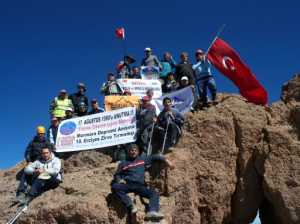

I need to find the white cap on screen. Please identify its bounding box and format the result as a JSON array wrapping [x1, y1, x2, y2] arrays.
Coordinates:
[[144, 47, 152, 52], [181, 76, 189, 81]]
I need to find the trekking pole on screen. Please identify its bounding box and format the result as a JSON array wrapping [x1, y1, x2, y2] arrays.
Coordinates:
[[161, 116, 171, 154], [146, 122, 155, 156], [6, 205, 28, 224]]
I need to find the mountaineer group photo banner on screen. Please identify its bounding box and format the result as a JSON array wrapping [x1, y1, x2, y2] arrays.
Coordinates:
[[56, 107, 137, 152], [117, 78, 162, 98]]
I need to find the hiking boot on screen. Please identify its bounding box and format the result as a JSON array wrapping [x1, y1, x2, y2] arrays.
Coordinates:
[[16, 192, 26, 204], [145, 211, 164, 219], [20, 195, 32, 205]]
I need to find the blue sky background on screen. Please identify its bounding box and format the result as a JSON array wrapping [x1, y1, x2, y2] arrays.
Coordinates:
[[0, 0, 298, 172]]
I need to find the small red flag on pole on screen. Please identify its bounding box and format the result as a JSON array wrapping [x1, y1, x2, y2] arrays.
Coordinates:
[[115, 27, 125, 39]]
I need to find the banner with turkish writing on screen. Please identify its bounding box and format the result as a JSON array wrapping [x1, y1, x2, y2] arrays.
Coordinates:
[[207, 38, 268, 105]]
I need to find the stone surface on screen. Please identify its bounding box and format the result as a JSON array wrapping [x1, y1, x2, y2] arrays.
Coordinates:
[[0, 76, 300, 224]]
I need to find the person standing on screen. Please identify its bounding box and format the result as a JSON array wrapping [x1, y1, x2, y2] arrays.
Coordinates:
[[88, 99, 105, 114], [69, 83, 89, 114], [193, 49, 217, 106], [47, 117, 59, 145], [141, 47, 162, 70], [49, 89, 74, 120], [175, 52, 195, 86]]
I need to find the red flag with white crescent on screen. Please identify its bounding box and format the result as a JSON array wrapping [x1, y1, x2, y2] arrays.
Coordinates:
[[207, 38, 268, 105], [115, 27, 125, 39]]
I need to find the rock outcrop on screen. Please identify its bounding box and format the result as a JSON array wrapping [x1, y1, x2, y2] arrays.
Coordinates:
[[0, 75, 299, 224]]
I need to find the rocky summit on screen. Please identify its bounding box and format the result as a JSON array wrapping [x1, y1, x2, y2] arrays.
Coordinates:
[[1, 74, 299, 224]]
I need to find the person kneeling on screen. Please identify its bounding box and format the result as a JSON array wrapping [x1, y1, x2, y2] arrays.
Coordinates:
[[111, 144, 174, 219], [17, 147, 62, 205]]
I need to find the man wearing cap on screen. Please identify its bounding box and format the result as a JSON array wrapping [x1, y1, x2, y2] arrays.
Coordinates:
[[111, 144, 174, 219], [141, 47, 162, 70], [76, 102, 88, 117], [64, 107, 76, 120], [18, 147, 62, 205], [88, 99, 105, 115], [50, 89, 74, 120], [137, 96, 157, 153], [193, 49, 217, 106], [47, 117, 60, 144], [157, 97, 185, 150], [69, 83, 89, 114], [101, 73, 122, 95], [175, 52, 195, 86], [177, 76, 190, 90], [16, 127, 55, 202], [25, 126, 55, 163], [117, 55, 136, 79]]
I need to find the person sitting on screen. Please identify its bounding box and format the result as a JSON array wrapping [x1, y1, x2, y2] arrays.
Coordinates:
[[111, 144, 174, 219], [47, 117, 59, 145], [160, 52, 176, 81], [137, 96, 157, 153], [157, 97, 184, 150], [69, 83, 89, 115], [141, 47, 162, 70], [163, 72, 179, 93], [16, 127, 55, 202], [88, 99, 105, 115], [175, 52, 195, 86], [49, 89, 74, 120], [177, 76, 190, 90], [17, 147, 62, 205], [193, 49, 217, 107], [76, 102, 88, 117], [129, 66, 141, 79], [101, 73, 122, 96]]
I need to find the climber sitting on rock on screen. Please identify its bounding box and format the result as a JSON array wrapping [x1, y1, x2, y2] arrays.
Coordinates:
[[111, 144, 174, 220], [157, 97, 185, 151], [17, 147, 62, 205]]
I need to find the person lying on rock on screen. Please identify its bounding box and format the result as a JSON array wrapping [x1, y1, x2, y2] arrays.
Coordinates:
[[111, 144, 174, 219], [17, 147, 62, 205]]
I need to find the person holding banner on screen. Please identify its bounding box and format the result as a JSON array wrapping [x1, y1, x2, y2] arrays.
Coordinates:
[[137, 96, 157, 153], [101, 73, 122, 96], [88, 99, 104, 115], [193, 49, 217, 107], [111, 144, 174, 219], [157, 97, 185, 150], [163, 72, 179, 93]]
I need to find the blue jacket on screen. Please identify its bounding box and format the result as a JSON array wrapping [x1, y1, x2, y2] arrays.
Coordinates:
[[192, 58, 212, 81], [113, 154, 165, 185]]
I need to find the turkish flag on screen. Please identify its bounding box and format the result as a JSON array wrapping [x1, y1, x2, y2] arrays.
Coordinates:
[[207, 38, 268, 105], [115, 27, 125, 39]]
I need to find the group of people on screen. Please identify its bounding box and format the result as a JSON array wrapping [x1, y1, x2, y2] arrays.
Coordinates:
[[15, 46, 218, 220], [103, 47, 218, 107]]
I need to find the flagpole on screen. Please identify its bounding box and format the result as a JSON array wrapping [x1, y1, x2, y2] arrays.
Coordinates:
[[205, 24, 226, 55], [122, 38, 127, 57]]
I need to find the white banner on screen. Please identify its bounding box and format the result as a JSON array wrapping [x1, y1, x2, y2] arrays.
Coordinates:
[[152, 86, 195, 115], [117, 79, 162, 98], [56, 107, 136, 152], [140, 66, 160, 80]]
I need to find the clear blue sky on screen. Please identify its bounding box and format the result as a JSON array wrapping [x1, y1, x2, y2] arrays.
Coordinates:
[[0, 0, 299, 171]]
